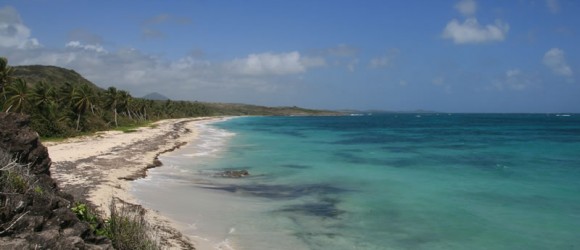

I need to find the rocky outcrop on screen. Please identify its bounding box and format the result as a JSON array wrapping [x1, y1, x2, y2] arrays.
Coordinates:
[[0, 113, 113, 249], [216, 169, 250, 178]]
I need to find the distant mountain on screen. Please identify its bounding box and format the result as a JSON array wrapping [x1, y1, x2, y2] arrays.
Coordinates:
[[142, 92, 170, 101], [12, 65, 102, 91]]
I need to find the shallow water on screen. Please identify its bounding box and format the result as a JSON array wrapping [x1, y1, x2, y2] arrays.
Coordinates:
[[133, 114, 580, 250]]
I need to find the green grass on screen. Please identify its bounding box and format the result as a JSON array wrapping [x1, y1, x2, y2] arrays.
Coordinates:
[[114, 121, 153, 133]]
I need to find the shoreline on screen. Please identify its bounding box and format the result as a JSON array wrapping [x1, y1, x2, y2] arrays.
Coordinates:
[[46, 117, 230, 249]]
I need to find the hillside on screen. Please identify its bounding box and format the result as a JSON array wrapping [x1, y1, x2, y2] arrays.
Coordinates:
[[203, 102, 339, 116], [142, 92, 170, 101], [7, 64, 339, 117], [12, 65, 102, 91]]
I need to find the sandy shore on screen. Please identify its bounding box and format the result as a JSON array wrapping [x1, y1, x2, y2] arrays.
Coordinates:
[[46, 117, 226, 249]]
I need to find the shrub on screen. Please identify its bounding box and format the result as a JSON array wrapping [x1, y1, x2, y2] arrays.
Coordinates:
[[0, 150, 31, 194], [72, 198, 160, 250], [104, 198, 160, 250]]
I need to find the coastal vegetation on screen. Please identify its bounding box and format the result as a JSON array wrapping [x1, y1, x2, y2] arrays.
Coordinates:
[[1, 57, 335, 138], [72, 199, 159, 250], [1, 57, 211, 138]]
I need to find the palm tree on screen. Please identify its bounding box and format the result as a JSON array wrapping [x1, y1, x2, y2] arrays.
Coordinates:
[[30, 81, 56, 109], [71, 83, 96, 130], [4, 78, 29, 113], [118, 90, 132, 120], [57, 81, 76, 114], [0, 57, 13, 101], [104, 87, 121, 127]]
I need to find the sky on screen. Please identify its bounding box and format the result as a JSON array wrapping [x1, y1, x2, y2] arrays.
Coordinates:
[[1, 0, 579, 113]]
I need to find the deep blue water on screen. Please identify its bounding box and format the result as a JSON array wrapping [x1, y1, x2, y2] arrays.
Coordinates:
[[135, 114, 580, 250]]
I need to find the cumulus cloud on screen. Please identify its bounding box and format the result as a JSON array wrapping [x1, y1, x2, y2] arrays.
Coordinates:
[[228, 51, 325, 75], [0, 6, 40, 49], [543, 48, 573, 77], [442, 0, 509, 45], [65, 41, 107, 53], [546, 0, 560, 14], [442, 18, 509, 44], [455, 0, 477, 16], [1, 7, 324, 105]]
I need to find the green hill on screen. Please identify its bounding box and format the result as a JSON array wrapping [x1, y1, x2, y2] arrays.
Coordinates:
[[142, 92, 170, 101], [203, 102, 339, 116], [12, 65, 102, 91]]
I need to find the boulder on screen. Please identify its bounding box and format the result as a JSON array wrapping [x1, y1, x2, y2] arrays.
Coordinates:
[[0, 113, 113, 249]]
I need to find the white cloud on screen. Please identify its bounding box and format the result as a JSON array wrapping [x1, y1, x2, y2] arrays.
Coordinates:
[[347, 59, 359, 72], [228, 51, 325, 75], [543, 48, 573, 77], [325, 44, 359, 57], [442, 18, 509, 44], [432, 76, 445, 85], [0, 6, 40, 49], [492, 69, 540, 91], [546, 0, 560, 14], [2, 7, 313, 105], [506, 69, 520, 78], [455, 0, 477, 16], [369, 57, 391, 68], [502, 69, 526, 90], [369, 49, 399, 69], [65, 41, 107, 53]]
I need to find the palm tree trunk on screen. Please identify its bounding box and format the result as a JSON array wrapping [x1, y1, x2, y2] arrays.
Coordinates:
[[76, 113, 81, 131], [114, 109, 118, 127]]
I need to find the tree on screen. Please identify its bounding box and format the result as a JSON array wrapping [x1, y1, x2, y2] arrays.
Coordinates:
[[0, 57, 13, 100], [104, 87, 121, 127], [71, 83, 96, 130], [30, 81, 56, 109], [3, 78, 29, 113], [118, 90, 132, 120], [58, 82, 75, 106]]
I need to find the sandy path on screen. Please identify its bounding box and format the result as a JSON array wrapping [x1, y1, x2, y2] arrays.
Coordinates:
[[46, 117, 225, 249]]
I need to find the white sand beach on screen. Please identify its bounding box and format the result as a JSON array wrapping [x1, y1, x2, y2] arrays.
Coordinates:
[[45, 117, 228, 249]]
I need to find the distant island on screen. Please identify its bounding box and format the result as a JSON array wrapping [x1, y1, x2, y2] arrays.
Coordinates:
[[142, 92, 170, 101]]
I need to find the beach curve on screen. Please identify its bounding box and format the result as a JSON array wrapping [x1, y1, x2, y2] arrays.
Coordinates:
[[46, 117, 228, 249]]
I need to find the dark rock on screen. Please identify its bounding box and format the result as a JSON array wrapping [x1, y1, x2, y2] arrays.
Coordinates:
[[217, 169, 250, 178], [0, 113, 113, 249]]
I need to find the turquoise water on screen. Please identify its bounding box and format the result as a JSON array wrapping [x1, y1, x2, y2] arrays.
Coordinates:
[[134, 114, 580, 250]]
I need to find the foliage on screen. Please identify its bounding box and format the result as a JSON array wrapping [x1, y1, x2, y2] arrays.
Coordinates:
[[0, 150, 31, 194], [104, 198, 159, 250], [0, 57, 337, 138], [71, 202, 105, 236], [72, 199, 160, 249], [0, 149, 47, 219], [0, 57, 212, 138]]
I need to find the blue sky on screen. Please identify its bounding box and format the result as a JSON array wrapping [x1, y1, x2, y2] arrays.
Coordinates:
[[1, 0, 579, 112]]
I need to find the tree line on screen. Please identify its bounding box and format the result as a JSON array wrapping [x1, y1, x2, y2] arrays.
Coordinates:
[[0, 57, 210, 137]]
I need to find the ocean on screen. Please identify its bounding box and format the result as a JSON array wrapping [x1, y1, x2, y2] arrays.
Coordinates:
[[133, 114, 580, 250]]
